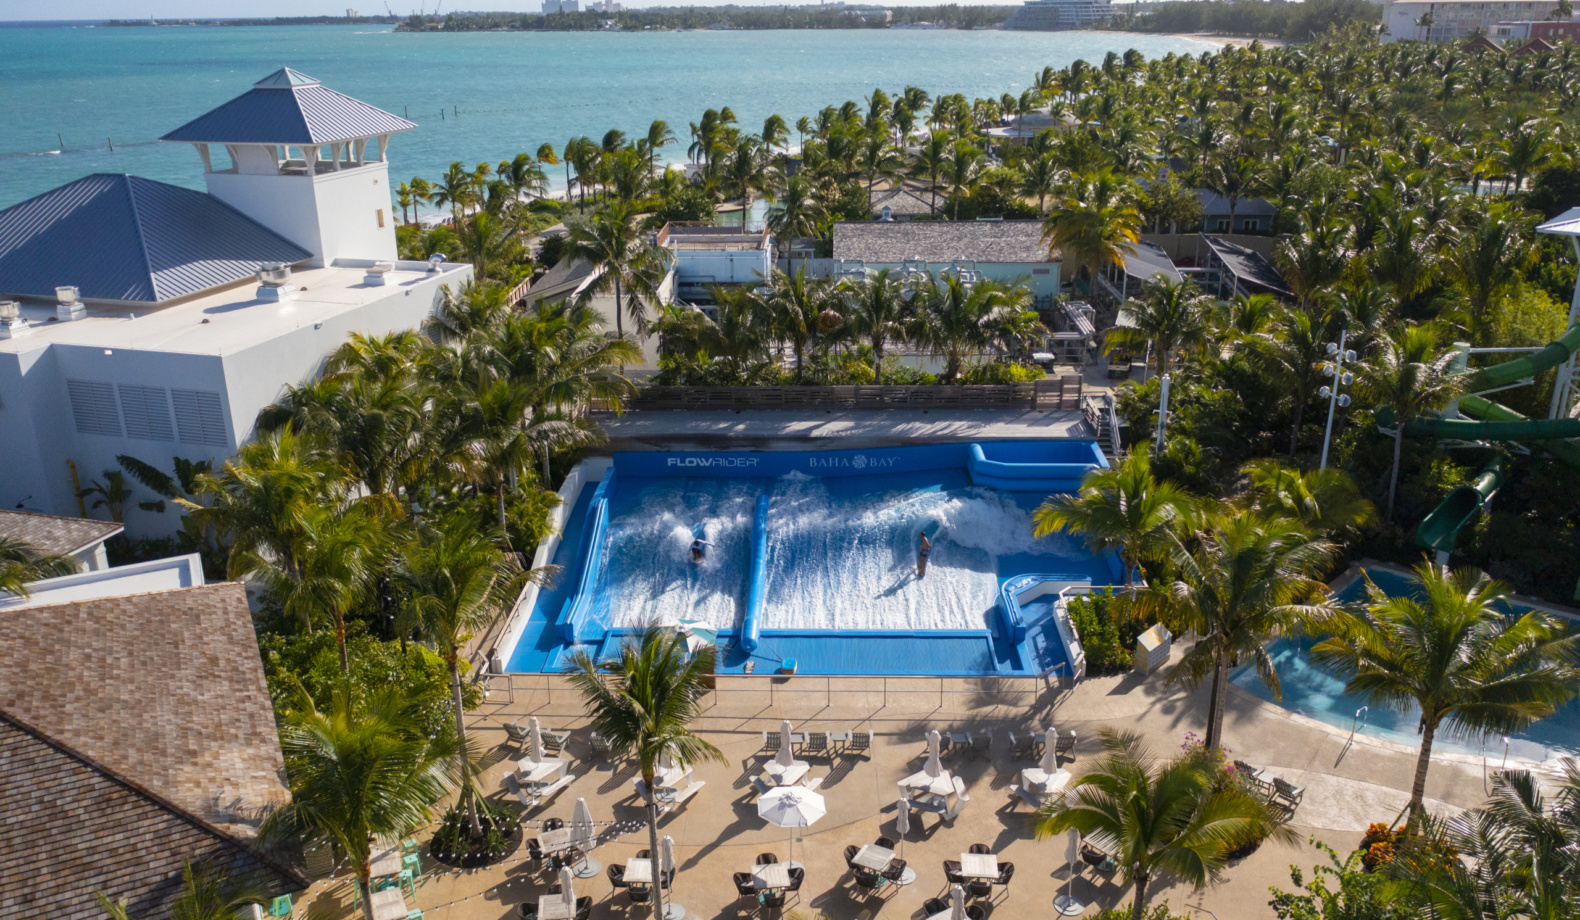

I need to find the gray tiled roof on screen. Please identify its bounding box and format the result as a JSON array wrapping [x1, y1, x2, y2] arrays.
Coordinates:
[[0, 509, 122, 557], [833, 220, 1055, 264], [161, 68, 416, 145], [0, 174, 311, 304], [0, 712, 302, 920], [869, 186, 937, 217], [1196, 188, 1276, 218], [0, 583, 290, 837], [1122, 241, 1182, 284]]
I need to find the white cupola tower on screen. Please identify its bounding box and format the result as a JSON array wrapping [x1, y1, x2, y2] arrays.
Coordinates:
[[161, 68, 416, 268]]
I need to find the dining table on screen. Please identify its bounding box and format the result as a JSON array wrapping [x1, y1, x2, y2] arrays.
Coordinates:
[[368, 848, 404, 881], [751, 862, 792, 890], [539, 827, 574, 854], [623, 857, 656, 885], [536, 895, 574, 920], [761, 760, 810, 786], [850, 844, 895, 872], [369, 887, 409, 920], [959, 853, 1000, 879]]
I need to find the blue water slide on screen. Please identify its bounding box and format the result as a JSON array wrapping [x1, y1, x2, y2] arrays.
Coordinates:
[[559, 468, 617, 644], [739, 493, 771, 654], [965, 442, 1102, 493]]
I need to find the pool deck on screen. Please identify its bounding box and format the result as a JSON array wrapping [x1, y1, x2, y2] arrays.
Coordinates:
[[289, 641, 1514, 920], [596, 408, 1092, 452]]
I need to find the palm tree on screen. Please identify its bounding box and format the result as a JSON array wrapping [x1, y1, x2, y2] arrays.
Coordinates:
[[432, 161, 477, 226], [1035, 729, 1294, 920], [424, 279, 512, 346], [1041, 169, 1143, 293], [0, 536, 77, 597], [1105, 276, 1212, 379], [561, 200, 673, 341], [1020, 153, 1063, 213], [1252, 304, 1337, 457], [264, 680, 460, 920], [1273, 218, 1351, 310], [97, 860, 271, 920], [1444, 201, 1535, 340], [1033, 451, 1191, 596], [913, 276, 1026, 382], [912, 132, 950, 216], [567, 626, 727, 920], [1211, 155, 1262, 232], [1238, 460, 1375, 535], [765, 176, 828, 269], [944, 138, 984, 220], [458, 211, 521, 283], [1362, 328, 1464, 521], [723, 135, 768, 227], [844, 269, 912, 383], [395, 181, 414, 225], [1310, 564, 1580, 816], [762, 267, 832, 380], [395, 517, 527, 835], [1136, 511, 1337, 753], [640, 119, 677, 176], [497, 152, 548, 206]]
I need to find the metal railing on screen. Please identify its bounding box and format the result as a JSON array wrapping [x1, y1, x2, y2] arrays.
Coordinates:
[[626, 378, 1084, 412], [1082, 393, 1123, 460]]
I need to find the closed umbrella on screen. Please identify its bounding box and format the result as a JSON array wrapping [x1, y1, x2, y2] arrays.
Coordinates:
[[658, 835, 683, 920], [570, 798, 601, 878], [1041, 726, 1058, 774], [776, 720, 795, 768], [925, 730, 943, 778], [893, 798, 917, 885], [757, 783, 825, 870], [530, 716, 547, 762], [950, 884, 967, 920], [1054, 829, 1083, 914], [558, 866, 576, 914]]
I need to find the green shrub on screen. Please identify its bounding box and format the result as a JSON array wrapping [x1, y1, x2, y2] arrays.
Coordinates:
[[960, 361, 1043, 385], [1066, 589, 1150, 676]]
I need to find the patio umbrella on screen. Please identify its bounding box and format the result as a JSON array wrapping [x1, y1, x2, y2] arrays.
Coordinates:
[[757, 784, 825, 869], [658, 835, 682, 920], [570, 798, 601, 877], [530, 716, 546, 762], [661, 835, 677, 877], [1041, 726, 1058, 774], [558, 867, 576, 913], [925, 730, 943, 778], [895, 797, 910, 858], [776, 720, 795, 768], [1054, 829, 1084, 915], [950, 884, 967, 920], [674, 617, 718, 652]]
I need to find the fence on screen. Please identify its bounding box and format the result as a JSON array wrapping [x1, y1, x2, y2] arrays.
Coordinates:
[[626, 377, 1084, 412]]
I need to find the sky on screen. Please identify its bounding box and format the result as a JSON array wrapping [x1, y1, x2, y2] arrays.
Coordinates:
[[0, 0, 1018, 20]]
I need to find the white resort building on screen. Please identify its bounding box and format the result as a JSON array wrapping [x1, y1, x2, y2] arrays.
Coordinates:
[[1381, 0, 1564, 41], [0, 69, 472, 537], [1001, 0, 1115, 31]]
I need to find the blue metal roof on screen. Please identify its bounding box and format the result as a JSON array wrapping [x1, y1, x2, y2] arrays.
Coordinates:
[[0, 174, 311, 304], [160, 69, 416, 146]]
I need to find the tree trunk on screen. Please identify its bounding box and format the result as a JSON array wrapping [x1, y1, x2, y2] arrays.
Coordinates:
[[873, 340, 884, 383], [335, 612, 350, 675], [1408, 718, 1437, 816], [358, 870, 377, 920], [451, 657, 483, 836], [613, 276, 625, 340], [1205, 652, 1229, 753], [1289, 396, 1304, 457], [1129, 871, 1150, 920], [645, 768, 666, 920], [1386, 428, 1403, 521], [497, 472, 512, 549]]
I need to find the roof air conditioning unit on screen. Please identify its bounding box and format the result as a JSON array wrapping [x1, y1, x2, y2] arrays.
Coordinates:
[[55, 286, 86, 323], [364, 261, 394, 286], [0, 300, 29, 339], [256, 263, 298, 302]]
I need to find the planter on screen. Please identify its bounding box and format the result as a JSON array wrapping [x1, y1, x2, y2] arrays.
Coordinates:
[[429, 813, 523, 870]]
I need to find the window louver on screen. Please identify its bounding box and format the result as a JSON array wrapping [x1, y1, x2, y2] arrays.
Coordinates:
[[118, 384, 175, 442], [170, 388, 228, 447], [67, 380, 122, 437]]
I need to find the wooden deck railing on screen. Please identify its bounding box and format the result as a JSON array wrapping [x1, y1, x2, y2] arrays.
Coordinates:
[[624, 376, 1084, 411]]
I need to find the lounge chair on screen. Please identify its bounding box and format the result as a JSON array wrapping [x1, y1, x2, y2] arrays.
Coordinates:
[[751, 776, 773, 797], [1273, 777, 1306, 808], [802, 776, 822, 791], [503, 720, 532, 752], [588, 731, 613, 759], [530, 774, 573, 806], [846, 730, 872, 756], [1009, 731, 1035, 759], [1008, 784, 1044, 810], [762, 731, 782, 754], [970, 730, 991, 755], [804, 732, 829, 756], [1054, 730, 1077, 759]]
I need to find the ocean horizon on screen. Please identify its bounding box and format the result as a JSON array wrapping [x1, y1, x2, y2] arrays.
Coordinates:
[[0, 24, 1213, 210]]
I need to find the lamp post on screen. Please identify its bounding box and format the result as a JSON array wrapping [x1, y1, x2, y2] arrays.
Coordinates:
[[1152, 374, 1171, 455], [1318, 331, 1357, 471]]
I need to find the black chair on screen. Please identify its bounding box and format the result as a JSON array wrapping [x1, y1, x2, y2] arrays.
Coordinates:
[[968, 843, 991, 855], [854, 870, 882, 891], [875, 836, 896, 850], [526, 839, 545, 864], [756, 852, 779, 866], [762, 889, 787, 908], [882, 858, 907, 882], [733, 872, 758, 905], [574, 896, 592, 920], [636, 849, 651, 859], [943, 860, 965, 885], [606, 864, 627, 889], [551, 846, 585, 873], [518, 904, 537, 920], [995, 863, 1015, 886], [627, 886, 652, 905], [547, 885, 563, 895], [923, 898, 948, 916], [844, 845, 862, 867], [544, 818, 565, 832], [966, 906, 985, 920], [787, 868, 805, 890], [968, 878, 993, 900]]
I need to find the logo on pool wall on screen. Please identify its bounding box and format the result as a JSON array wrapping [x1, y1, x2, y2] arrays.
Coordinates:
[[666, 456, 759, 468], [807, 454, 897, 471]]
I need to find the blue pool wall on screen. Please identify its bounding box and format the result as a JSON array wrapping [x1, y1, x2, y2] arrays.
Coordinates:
[[500, 440, 1116, 675]]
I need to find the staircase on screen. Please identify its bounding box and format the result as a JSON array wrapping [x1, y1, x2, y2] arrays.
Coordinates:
[[1083, 394, 1123, 465]]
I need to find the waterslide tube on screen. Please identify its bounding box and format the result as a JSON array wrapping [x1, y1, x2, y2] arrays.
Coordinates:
[[738, 493, 771, 654], [1467, 323, 1580, 389], [966, 443, 1098, 493], [1388, 397, 1580, 444], [1457, 396, 1580, 467], [1415, 456, 1505, 555], [559, 468, 616, 644]]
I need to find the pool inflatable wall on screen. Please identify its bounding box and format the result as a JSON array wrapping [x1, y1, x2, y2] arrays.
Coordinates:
[[739, 493, 772, 653], [559, 467, 616, 643], [613, 440, 1107, 481], [966, 443, 1098, 493]]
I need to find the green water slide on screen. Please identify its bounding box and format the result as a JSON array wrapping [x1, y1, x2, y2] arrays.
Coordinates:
[[1415, 456, 1505, 556]]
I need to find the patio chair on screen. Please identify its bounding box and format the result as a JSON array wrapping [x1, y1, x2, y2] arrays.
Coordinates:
[[606, 864, 627, 888], [762, 731, 782, 754], [543, 817, 564, 832], [751, 776, 773, 797], [762, 888, 788, 908], [733, 873, 758, 905], [936, 734, 953, 756], [756, 852, 779, 866], [1055, 730, 1077, 759], [943, 860, 965, 886], [968, 878, 993, 900], [804, 732, 829, 756], [574, 896, 592, 920], [969, 731, 991, 755], [846, 730, 872, 756], [1009, 731, 1035, 759], [965, 905, 985, 920], [505, 773, 534, 810], [923, 898, 948, 916], [518, 903, 537, 920], [504, 720, 532, 752], [882, 859, 908, 883], [875, 837, 896, 850], [968, 843, 991, 855], [588, 731, 613, 759], [853, 869, 883, 892], [626, 886, 652, 905], [542, 729, 570, 756], [1008, 784, 1044, 811], [1274, 777, 1306, 808]]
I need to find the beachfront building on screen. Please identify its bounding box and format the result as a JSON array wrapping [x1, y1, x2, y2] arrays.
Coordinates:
[[1197, 234, 1295, 301], [0, 69, 472, 535], [1381, 0, 1562, 42], [829, 219, 1062, 300], [1001, 0, 1115, 31], [1197, 189, 1277, 235]]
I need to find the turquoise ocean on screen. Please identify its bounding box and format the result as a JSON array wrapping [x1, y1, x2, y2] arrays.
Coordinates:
[[0, 24, 1211, 210]]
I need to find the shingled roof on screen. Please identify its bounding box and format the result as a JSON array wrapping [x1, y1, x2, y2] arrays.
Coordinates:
[[0, 711, 302, 920], [0, 508, 122, 557], [161, 68, 416, 146], [0, 583, 289, 837], [0, 174, 311, 304], [832, 220, 1056, 264]]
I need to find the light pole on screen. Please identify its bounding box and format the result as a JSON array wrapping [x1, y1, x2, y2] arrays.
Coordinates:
[[1318, 331, 1357, 471], [1153, 374, 1171, 454]]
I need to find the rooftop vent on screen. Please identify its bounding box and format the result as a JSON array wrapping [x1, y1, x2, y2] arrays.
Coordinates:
[[364, 261, 394, 286], [256, 263, 298, 302], [427, 253, 448, 274], [0, 300, 28, 339], [55, 286, 86, 323], [879, 205, 894, 222]]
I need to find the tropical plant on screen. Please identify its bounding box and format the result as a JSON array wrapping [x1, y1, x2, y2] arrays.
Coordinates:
[[1238, 460, 1376, 535], [1042, 169, 1144, 290], [96, 860, 271, 920], [1361, 328, 1464, 521], [566, 626, 726, 920], [843, 268, 912, 383], [1105, 276, 1214, 379], [561, 200, 673, 340], [1036, 729, 1295, 920], [913, 276, 1027, 382], [0, 536, 78, 597], [1310, 564, 1580, 816]]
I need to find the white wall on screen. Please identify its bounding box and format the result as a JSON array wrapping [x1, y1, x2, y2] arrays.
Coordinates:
[[206, 161, 398, 267]]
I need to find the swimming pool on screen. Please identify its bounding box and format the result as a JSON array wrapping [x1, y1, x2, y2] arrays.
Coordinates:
[[498, 442, 1121, 676], [1230, 566, 1580, 762]]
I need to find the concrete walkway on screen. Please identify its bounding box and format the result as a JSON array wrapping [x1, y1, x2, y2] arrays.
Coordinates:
[[289, 645, 1501, 920]]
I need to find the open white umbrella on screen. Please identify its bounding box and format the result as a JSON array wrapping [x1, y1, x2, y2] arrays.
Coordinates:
[[1041, 726, 1058, 773], [570, 797, 601, 878], [530, 716, 547, 762], [1054, 828, 1084, 914], [757, 783, 825, 869], [558, 866, 576, 913], [776, 720, 795, 768], [950, 884, 967, 920], [674, 617, 718, 653], [925, 730, 943, 778]]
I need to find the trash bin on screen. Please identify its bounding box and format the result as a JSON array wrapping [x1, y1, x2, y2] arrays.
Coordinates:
[[1134, 624, 1172, 674]]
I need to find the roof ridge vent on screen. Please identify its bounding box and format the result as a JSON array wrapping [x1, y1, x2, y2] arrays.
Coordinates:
[[253, 67, 320, 89]]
